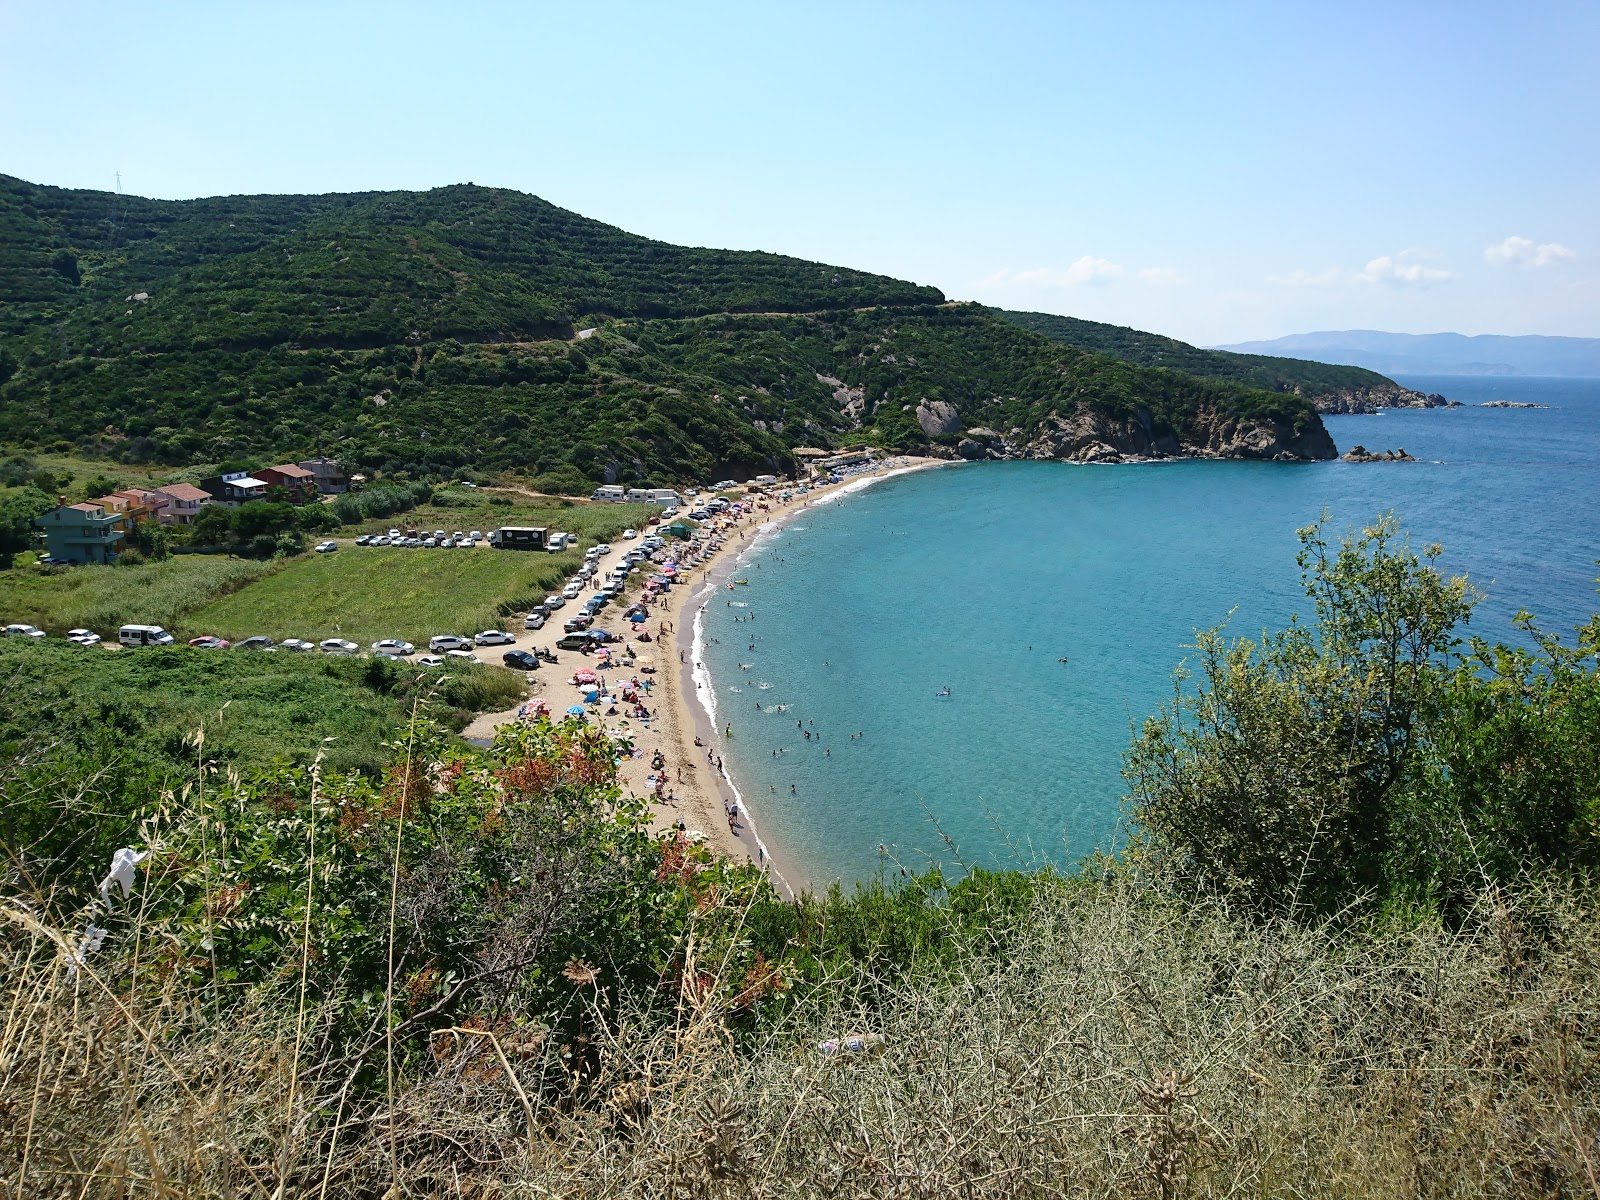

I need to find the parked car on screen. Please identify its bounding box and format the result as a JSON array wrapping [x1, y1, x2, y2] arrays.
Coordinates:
[[280, 638, 314, 652], [236, 635, 275, 651], [371, 639, 415, 656], [474, 629, 514, 646], [428, 634, 471, 652], [562, 583, 582, 600], [469, 530, 483, 542], [315, 541, 338, 553], [502, 649, 540, 670], [417, 654, 446, 668], [445, 649, 480, 663], [595, 543, 612, 555], [66, 628, 102, 645], [563, 615, 593, 632], [355, 534, 372, 545], [188, 635, 230, 649], [320, 638, 359, 654], [423, 537, 438, 547], [544, 594, 566, 610], [524, 613, 546, 630], [622, 528, 638, 539], [4, 623, 46, 640], [556, 632, 592, 650]]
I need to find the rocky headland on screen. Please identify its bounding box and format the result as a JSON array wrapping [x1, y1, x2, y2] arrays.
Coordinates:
[[1341, 445, 1416, 463], [925, 402, 1337, 465], [1312, 385, 1459, 415]]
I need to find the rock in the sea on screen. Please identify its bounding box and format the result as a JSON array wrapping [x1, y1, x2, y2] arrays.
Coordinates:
[[1477, 400, 1550, 409], [1341, 445, 1416, 463]]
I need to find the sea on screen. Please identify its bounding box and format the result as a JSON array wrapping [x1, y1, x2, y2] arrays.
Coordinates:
[[696, 376, 1600, 890]]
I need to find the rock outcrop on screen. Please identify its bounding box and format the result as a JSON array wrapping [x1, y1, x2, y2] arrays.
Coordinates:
[[915, 400, 962, 436], [1016, 403, 1336, 464], [1477, 400, 1549, 409], [1312, 385, 1458, 415], [1341, 445, 1416, 463]]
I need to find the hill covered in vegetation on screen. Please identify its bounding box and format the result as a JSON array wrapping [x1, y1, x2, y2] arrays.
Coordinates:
[[1, 175, 1335, 483], [996, 308, 1449, 413]]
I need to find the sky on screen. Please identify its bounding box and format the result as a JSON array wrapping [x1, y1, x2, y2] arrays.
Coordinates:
[[2, 1, 1596, 345]]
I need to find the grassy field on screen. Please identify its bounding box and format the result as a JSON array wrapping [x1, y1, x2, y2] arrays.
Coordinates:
[[361, 491, 658, 546], [184, 545, 582, 645], [0, 639, 525, 777], [0, 555, 275, 635]]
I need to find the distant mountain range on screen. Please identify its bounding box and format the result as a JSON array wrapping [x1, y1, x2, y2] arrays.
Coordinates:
[[1212, 331, 1600, 378]]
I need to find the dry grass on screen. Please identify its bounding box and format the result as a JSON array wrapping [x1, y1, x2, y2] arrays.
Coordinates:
[[4, 863, 1598, 1198]]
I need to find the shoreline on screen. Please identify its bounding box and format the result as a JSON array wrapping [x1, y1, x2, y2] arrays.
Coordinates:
[[667, 458, 948, 895], [466, 456, 946, 899]]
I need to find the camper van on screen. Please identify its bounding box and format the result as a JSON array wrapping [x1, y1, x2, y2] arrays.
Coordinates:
[[488, 526, 547, 551], [119, 624, 175, 647]]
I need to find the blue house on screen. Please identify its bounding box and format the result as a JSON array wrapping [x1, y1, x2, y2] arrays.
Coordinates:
[[34, 502, 128, 564]]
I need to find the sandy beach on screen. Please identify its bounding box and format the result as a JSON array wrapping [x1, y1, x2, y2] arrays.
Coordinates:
[[468, 455, 945, 898]]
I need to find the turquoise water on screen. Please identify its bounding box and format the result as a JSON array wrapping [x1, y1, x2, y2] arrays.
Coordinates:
[[700, 376, 1600, 888]]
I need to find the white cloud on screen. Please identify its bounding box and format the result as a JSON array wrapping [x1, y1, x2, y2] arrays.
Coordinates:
[[1485, 235, 1575, 268], [1137, 266, 1187, 286], [1271, 248, 1452, 289], [1359, 252, 1453, 287]]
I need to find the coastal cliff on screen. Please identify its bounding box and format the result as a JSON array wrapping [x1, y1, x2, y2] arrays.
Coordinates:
[[949, 401, 1336, 464]]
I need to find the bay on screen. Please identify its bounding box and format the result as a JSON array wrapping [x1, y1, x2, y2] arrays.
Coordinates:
[[699, 376, 1600, 889]]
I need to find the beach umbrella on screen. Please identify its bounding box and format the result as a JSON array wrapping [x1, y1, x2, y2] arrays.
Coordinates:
[[566, 705, 586, 716], [573, 669, 597, 682], [629, 612, 647, 623]]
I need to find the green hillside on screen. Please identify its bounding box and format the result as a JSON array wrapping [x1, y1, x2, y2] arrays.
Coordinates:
[[995, 308, 1405, 398], [0, 176, 1335, 480]]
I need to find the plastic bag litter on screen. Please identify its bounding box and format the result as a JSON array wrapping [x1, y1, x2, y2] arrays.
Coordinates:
[[98, 847, 150, 908], [818, 1032, 884, 1058], [65, 923, 108, 979]]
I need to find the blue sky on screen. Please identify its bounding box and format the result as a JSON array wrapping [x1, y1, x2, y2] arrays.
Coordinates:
[[2, 1, 1594, 344]]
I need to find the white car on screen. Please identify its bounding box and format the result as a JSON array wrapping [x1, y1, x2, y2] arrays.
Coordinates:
[[281, 638, 314, 652], [423, 537, 438, 547], [320, 638, 359, 654], [474, 629, 514, 646], [445, 649, 480, 663], [562, 584, 582, 600], [4, 623, 45, 640], [66, 628, 102, 645], [544, 594, 566, 610], [524, 613, 546, 630], [595, 543, 611, 555], [417, 654, 446, 668], [429, 634, 471, 652], [622, 528, 638, 540], [371, 639, 415, 656], [315, 541, 338, 553]]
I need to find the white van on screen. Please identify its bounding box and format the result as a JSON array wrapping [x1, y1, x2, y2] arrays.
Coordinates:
[[546, 532, 568, 552], [119, 624, 175, 647]]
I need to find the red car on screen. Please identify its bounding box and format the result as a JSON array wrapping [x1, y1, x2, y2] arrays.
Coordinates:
[[188, 635, 230, 649]]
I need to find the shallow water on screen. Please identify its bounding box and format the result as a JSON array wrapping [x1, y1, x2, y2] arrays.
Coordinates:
[[700, 376, 1600, 888]]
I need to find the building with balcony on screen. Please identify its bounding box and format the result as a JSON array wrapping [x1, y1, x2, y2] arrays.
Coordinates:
[[34, 502, 128, 564]]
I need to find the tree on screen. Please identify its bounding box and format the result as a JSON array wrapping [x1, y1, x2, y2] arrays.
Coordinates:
[[229, 500, 295, 541], [188, 505, 233, 547], [0, 487, 53, 568], [81, 474, 124, 499], [1125, 514, 1479, 915]]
